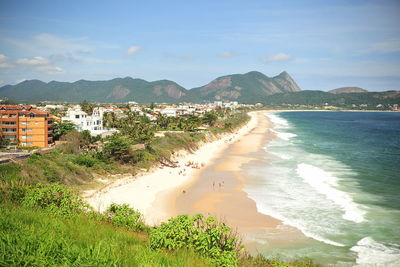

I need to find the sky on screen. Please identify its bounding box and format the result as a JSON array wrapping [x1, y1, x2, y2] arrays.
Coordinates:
[[0, 0, 399, 91]]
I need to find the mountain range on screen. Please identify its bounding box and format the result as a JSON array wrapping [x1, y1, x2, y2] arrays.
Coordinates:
[[0, 71, 301, 103], [0, 71, 399, 107]]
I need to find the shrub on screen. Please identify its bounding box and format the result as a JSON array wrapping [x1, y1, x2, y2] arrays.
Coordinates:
[[0, 163, 21, 181], [74, 155, 98, 167], [150, 214, 242, 266], [22, 184, 90, 216], [104, 203, 145, 231], [43, 167, 62, 183], [103, 136, 132, 162]]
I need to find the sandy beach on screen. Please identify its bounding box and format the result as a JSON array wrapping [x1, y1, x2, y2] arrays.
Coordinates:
[[85, 111, 260, 225], [159, 111, 311, 251]]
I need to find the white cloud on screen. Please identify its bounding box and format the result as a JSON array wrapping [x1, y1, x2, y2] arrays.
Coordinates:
[[34, 33, 93, 54], [35, 65, 64, 74], [218, 51, 235, 58], [1, 33, 119, 67], [15, 56, 64, 74], [0, 54, 7, 63], [264, 53, 293, 63], [16, 56, 50, 66], [0, 54, 12, 68], [127, 46, 141, 56], [364, 38, 400, 53]]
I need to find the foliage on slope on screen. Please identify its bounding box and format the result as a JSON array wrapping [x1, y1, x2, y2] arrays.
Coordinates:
[[0, 183, 319, 267]]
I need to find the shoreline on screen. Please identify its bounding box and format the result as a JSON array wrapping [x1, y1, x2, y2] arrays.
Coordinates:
[[85, 111, 260, 225], [163, 111, 311, 252]]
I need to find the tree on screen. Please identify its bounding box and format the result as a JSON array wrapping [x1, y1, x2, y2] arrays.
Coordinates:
[[80, 100, 94, 115], [54, 121, 76, 140], [202, 112, 218, 126], [103, 112, 118, 128], [0, 129, 10, 148], [103, 136, 132, 162]]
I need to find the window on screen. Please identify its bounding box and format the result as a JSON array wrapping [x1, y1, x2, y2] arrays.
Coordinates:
[[75, 115, 80, 119], [9, 114, 17, 118], [21, 122, 30, 125], [21, 142, 33, 146], [4, 135, 16, 139], [29, 113, 35, 118], [2, 128, 16, 132], [22, 136, 33, 139], [19, 114, 26, 118], [22, 128, 33, 132], [3, 121, 16, 125]]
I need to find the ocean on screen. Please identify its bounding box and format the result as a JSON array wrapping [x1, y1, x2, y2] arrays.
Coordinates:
[[242, 111, 400, 266]]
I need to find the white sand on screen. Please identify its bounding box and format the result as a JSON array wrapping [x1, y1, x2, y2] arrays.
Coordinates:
[[85, 111, 259, 225]]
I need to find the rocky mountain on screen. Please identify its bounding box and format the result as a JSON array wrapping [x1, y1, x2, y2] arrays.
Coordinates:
[[329, 87, 368, 94], [186, 71, 301, 103], [0, 71, 301, 103]]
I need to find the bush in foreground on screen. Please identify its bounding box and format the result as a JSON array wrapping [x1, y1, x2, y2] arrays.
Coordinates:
[[150, 214, 242, 266], [22, 183, 90, 216], [104, 203, 146, 231]]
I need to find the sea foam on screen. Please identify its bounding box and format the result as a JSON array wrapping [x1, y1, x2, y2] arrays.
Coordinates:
[[296, 163, 365, 223], [351, 237, 400, 266], [270, 129, 297, 140], [265, 113, 289, 128], [254, 201, 346, 247]]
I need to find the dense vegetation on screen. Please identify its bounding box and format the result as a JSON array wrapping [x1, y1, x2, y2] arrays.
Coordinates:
[[0, 183, 318, 267]]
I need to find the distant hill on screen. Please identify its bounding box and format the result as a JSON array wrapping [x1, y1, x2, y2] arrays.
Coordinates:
[[0, 77, 187, 103], [0, 71, 301, 103], [186, 71, 301, 103], [329, 87, 368, 94], [263, 90, 400, 106]]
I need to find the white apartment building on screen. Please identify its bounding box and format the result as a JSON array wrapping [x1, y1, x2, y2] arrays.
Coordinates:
[[61, 105, 103, 133], [159, 108, 177, 117]]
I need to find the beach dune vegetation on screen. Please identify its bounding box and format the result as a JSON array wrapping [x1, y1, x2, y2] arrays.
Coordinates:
[[150, 214, 242, 266]]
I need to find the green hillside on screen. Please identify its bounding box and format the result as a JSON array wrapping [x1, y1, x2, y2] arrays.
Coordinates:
[[0, 71, 301, 103], [0, 77, 188, 103]]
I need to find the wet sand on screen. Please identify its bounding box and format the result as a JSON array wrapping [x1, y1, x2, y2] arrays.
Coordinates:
[[158, 111, 312, 253]]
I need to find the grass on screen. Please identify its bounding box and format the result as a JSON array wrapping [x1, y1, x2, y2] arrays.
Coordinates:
[[0, 202, 320, 267], [0, 203, 212, 267]]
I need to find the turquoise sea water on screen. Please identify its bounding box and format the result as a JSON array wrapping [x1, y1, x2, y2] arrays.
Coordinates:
[[243, 111, 400, 266]]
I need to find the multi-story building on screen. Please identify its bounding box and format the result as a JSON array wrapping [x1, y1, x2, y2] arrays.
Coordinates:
[[61, 105, 118, 137], [61, 105, 103, 133], [0, 105, 54, 148]]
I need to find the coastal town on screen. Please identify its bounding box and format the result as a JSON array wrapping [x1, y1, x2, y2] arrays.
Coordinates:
[[0, 101, 254, 165], [1, 1, 400, 266]]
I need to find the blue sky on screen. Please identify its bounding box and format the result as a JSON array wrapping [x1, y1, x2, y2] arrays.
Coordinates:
[[0, 0, 399, 91]]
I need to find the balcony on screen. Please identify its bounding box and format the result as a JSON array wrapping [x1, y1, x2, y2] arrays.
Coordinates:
[[2, 122, 17, 126], [2, 129, 17, 133]]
